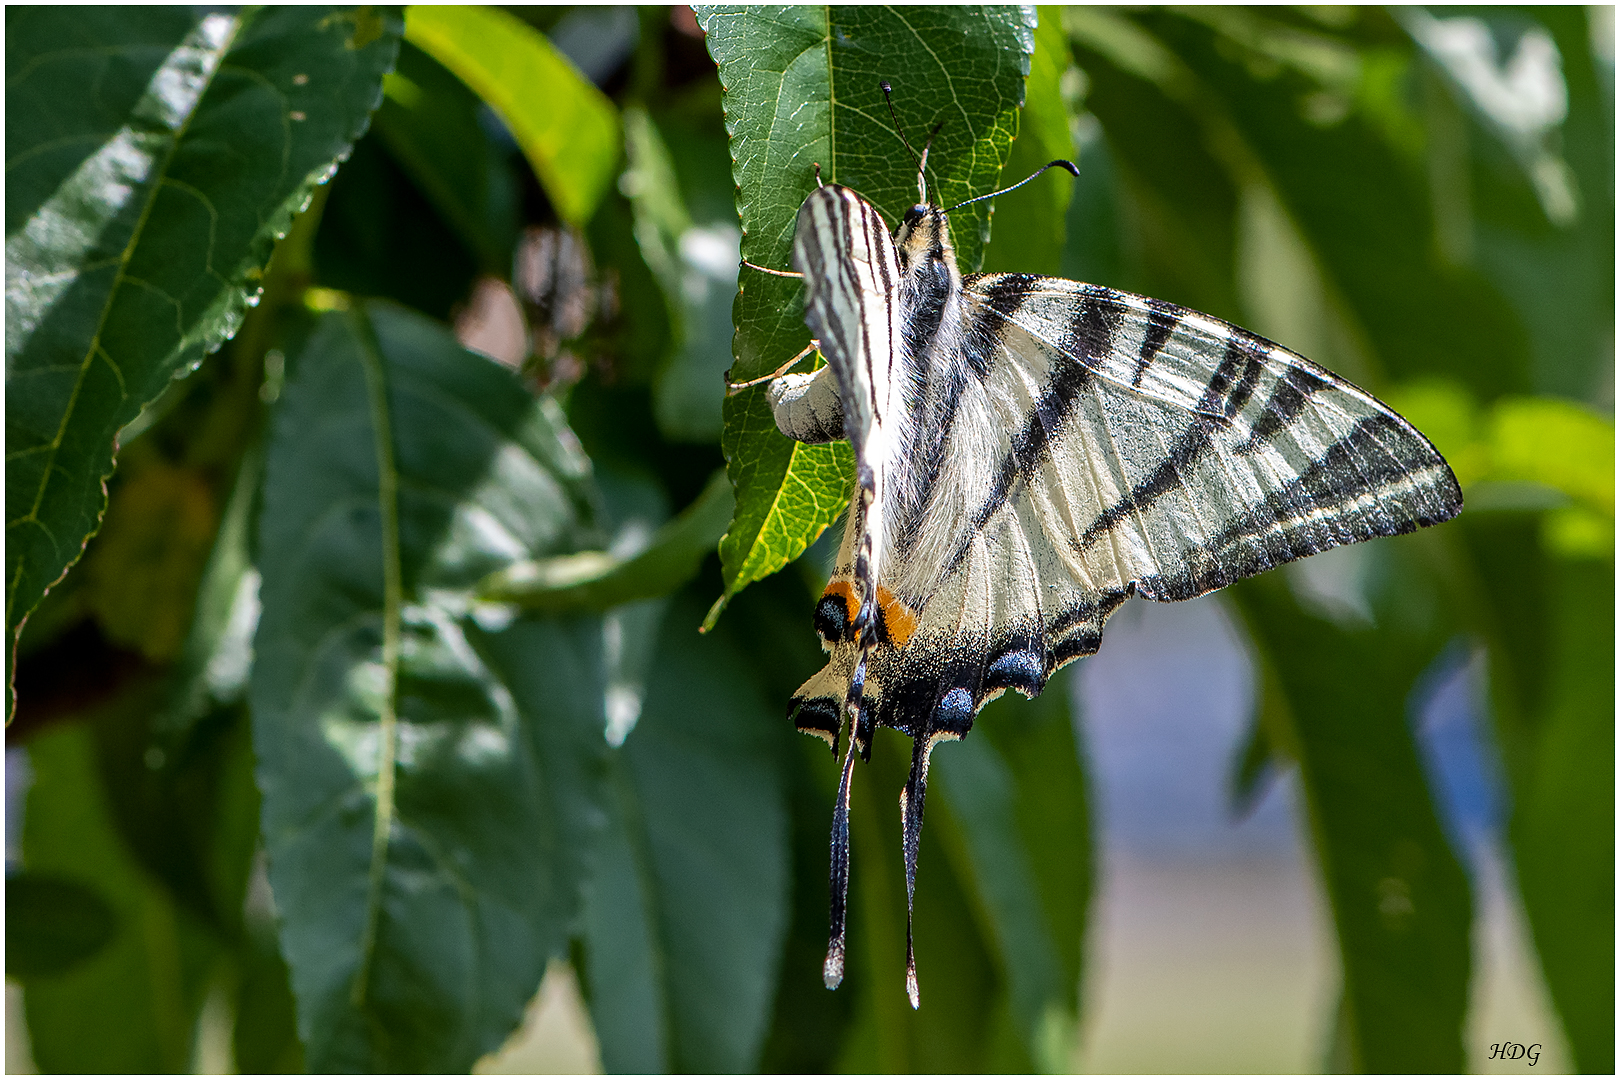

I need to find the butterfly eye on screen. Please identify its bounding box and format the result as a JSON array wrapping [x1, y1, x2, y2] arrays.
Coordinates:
[[903, 205, 928, 225]]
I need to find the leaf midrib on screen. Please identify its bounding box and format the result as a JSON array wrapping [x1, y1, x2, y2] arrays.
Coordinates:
[[347, 303, 406, 1010]]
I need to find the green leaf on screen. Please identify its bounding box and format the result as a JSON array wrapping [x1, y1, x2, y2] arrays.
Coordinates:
[[6, 873, 119, 981], [22, 721, 222, 1072], [403, 5, 619, 227], [933, 686, 1091, 1073], [5, 5, 401, 715], [1413, 7, 1613, 403], [1229, 541, 1472, 1072], [371, 41, 520, 273], [706, 393, 854, 630], [234, 923, 307, 1074], [250, 302, 610, 1071], [621, 106, 744, 444], [983, 8, 1078, 277], [1142, 9, 1533, 396], [480, 469, 733, 611], [581, 591, 790, 1072], [1487, 397, 1614, 515], [1512, 554, 1614, 1072], [1459, 507, 1613, 1071], [695, 5, 1035, 618]]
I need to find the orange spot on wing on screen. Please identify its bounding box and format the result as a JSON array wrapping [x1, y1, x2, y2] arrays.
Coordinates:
[[824, 579, 859, 618], [876, 585, 917, 648]]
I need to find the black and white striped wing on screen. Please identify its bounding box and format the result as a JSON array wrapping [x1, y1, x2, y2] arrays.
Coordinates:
[[790, 185, 905, 678], [786, 184, 910, 992], [968, 274, 1462, 609], [789, 274, 1462, 749]]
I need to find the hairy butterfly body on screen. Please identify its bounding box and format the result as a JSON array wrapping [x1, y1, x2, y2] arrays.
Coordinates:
[[766, 178, 1462, 1009]]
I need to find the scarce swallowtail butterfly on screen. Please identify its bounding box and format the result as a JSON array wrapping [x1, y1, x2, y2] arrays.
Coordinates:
[[741, 90, 1463, 1010]]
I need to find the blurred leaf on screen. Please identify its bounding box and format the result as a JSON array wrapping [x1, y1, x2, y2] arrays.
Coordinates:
[[1230, 540, 1472, 1073], [234, 922, 307, 1073], [312, 132, 482, 321], [1512, 553, 1614, 1072], [1227, 658, 1294, 819], [251, 302, 610, 1071], [934, 685, 1090, 1072], [22, 722, 221, 1072], [149, 443, 262, 746], [6, 873, 119, 981], [79, 461, 217, 662], [1488, 397, 1614, 514], [621, 106, 743, 444], [1410, 9, 1613, 403], [372, 41, 520, 272], [481, 469, 733, 611], [583, 188, 674, 389], [695, 5, 1034, 621], [5, 6, 401, 713], [1151, 9, 1534, 396], [1386, 383, 1615, 521], [983, 8, 1077, 277], [1063, 7, 1245, 318], [581, 591, 790, 1072], [404, 5, 619, 226]]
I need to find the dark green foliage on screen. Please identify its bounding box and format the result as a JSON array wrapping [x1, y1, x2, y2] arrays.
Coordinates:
[[5, 6, 402, 708], [1232, 541, 1473, 1072], [251, 303, 610, 1071], [5, 874, 118, 981], [580, 591, 789, 1072], [7, 6, 1610, 1075]]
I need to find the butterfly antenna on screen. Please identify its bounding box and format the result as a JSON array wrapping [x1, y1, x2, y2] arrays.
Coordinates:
[[946, 158, 1081, 213], [881, 81, 940, 204]]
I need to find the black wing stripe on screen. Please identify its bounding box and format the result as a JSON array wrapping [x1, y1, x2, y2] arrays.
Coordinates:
[[944, 284, 1117, 572], [1134, 298, 1179, 387], [1239, 363, 1333, 452]]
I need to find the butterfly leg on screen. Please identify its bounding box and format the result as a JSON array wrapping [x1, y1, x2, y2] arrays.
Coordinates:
[[900, 733, 931, 1010], [725, 339, 820, 395], [739, 259, 804, 279]]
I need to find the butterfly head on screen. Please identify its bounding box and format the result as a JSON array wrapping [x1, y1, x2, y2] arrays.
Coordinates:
[[894, 203, 958, 291]]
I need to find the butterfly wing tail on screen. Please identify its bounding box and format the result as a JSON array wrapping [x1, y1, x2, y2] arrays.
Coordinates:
[[901, 732, 932, 1009], [824, 727, 859, 989]]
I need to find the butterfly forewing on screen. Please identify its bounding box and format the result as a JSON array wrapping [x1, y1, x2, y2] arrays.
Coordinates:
[[792, 187, 905, 644]]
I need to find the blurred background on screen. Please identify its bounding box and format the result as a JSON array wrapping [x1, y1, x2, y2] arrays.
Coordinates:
[[7, 5, 1611, 1074]]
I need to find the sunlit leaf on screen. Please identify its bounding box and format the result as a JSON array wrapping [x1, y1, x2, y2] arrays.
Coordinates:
[[404, 5, 619, 227], [5, 5, 401, 715], [480, 469, 733, 611], [695, 5, 1034, 620]]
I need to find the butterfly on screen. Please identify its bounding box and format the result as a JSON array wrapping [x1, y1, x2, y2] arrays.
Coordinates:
[[739, 100, 1462, 1010]]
